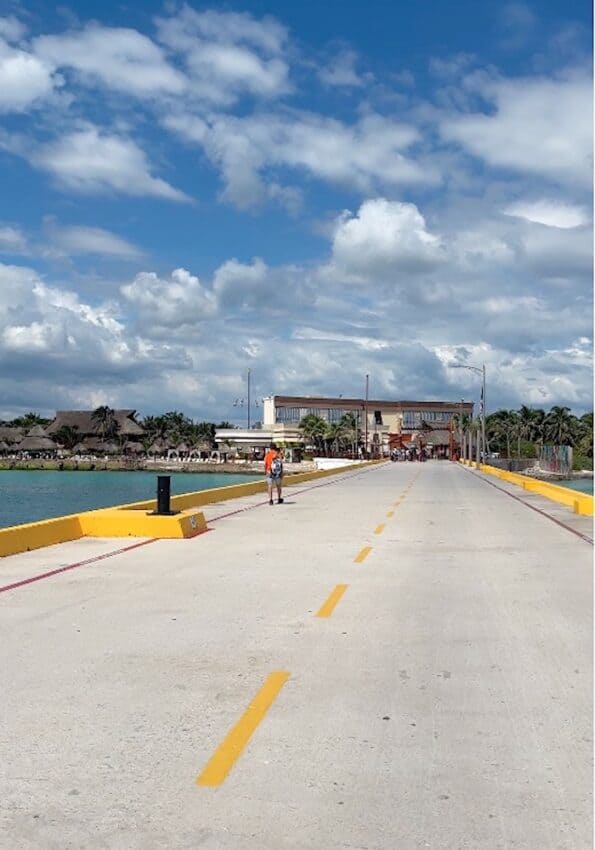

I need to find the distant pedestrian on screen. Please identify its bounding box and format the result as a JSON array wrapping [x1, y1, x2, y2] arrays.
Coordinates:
[[264, 443, 284, 505]]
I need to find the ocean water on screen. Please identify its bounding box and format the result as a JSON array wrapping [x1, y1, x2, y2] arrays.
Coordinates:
[[557, 478, 593, 495], [0, 470, 262, 529]]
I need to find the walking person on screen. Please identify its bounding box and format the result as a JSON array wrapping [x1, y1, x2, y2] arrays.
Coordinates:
[[264, 443, 284, 505]]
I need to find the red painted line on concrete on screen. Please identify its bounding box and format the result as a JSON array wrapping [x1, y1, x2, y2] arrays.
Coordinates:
[[460, 465, 593, 546], [0, 538, 158, 595]]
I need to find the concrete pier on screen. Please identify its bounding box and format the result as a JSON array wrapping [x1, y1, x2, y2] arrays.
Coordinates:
[[0, 462, 591, 849]]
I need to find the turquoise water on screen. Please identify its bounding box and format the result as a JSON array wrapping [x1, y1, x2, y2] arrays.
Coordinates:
[[557, 478, 593, 495], [0, 470, 262, 529]]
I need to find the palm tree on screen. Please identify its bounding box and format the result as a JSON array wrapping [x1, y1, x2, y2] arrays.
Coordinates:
[[11, 412, 51, 429], [53, 425, 80, 450], [338, 412, 359, 457], [486, 410, 518, 457], [324, 423, 342, 456], [544, 406, 576, 446], [91, 406, 118, 440], [518, 405, 541, 443], [299, 414, 328, 454], [577, 413, 593, 458]]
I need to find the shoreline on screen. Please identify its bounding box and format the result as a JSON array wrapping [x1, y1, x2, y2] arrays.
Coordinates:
[[0, 459, 316, 475]]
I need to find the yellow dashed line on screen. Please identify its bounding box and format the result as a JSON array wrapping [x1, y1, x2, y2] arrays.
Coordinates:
[[354, 546, 373, 563], [316, 584, 348, 618], [386, 510, 394, 518], [374, 523, 386, 535], [196, 671, 290, 787]]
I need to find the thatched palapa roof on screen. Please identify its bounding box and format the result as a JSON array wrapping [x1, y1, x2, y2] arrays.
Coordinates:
[[0, 427, 24, 444], [46, 410, 144, 437], [18, 435, 57, 451], [27, 424, 49, 437], [124, 441, 144, 453]]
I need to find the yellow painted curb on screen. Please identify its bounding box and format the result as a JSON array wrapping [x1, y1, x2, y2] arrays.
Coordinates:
[[0, 513, 83, 558], [80, 507, 207, 539], [460, 460, 593, 516]]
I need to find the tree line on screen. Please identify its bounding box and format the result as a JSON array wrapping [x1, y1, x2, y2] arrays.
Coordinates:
[[455, 405, 593, 461], [0, 408, 234, 452]]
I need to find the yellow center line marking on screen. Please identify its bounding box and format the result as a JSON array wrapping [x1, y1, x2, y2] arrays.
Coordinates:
[[354, 545, 373, 563], [374, 523, 386, 535], [316, 584, 348, 618], [386, 510, 394, 518], [196, 671, 290, 787]]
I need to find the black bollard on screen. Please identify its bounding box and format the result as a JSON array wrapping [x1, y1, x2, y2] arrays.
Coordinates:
[[156, 475, 172, 515]]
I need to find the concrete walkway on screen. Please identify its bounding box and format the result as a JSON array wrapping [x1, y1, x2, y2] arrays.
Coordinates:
[[0, 462, 591, 849]]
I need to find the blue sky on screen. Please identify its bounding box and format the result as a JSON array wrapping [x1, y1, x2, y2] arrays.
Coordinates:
[[0, 0, 592, 423]]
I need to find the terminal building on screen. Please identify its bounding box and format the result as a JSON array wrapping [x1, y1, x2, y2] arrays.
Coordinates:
[[216, 394, 474, 459]]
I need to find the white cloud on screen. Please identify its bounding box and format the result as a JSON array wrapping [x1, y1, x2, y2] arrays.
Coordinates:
[[0, 16, 27, 42], [33, 125, 189, 201], [0, 262, 187, 416], [45, 222, 143, 259], [34, 24, 187, 97], [503, 199, 589, 229], [329, 198, 445, 280], [155, 7, 289, 105], [441, 70, 593, 187], [0, 225, 28, 254], [318, 49, 366, 87], [0, 39, 61, 112], [121, 267, 217, 330], [165, 110, 436, 208]]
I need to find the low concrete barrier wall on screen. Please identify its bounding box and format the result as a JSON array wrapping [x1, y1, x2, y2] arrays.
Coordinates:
[[460, 460, 593, 516], [0, 513, 84, 558], [0, 460, 384, 558]]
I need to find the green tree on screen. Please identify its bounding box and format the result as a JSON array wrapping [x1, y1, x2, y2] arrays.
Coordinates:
[[544, 405, 576, 446], [54, 425, 80, 450], [577, 412, 593, 458], [518, 405, 545, 444], [11, 412, 51, 429], [485, 410, 518, 457], [91, 406, 119, 440], [338, 412, 359, 456], [299, 414, 329, 454]]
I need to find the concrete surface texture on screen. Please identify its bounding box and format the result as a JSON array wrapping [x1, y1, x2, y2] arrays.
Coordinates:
[[0, 462, 592, 850]]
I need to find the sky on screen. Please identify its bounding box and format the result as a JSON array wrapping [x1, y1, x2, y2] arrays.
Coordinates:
[[0, 0, 592, 425]]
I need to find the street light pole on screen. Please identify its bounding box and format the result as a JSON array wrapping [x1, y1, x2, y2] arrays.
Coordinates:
[[459, 398, 464, 460], [481, 364, 486, 466], [365, 374, 369, 458], [451, 363, 487, 464], [247, 368, 251, 430]]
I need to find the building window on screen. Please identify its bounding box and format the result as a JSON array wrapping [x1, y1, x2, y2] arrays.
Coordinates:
[[374, 410, 383, 425]]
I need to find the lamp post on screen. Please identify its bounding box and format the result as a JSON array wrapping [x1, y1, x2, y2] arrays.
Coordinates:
[[247, 368, 251, 430], [459, 398, 464, 460], [364, 374, 369, 458], [452, 363, 486, 464]]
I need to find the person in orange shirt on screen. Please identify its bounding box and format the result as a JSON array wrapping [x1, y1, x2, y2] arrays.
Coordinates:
[[264, 443, 284, 505]]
